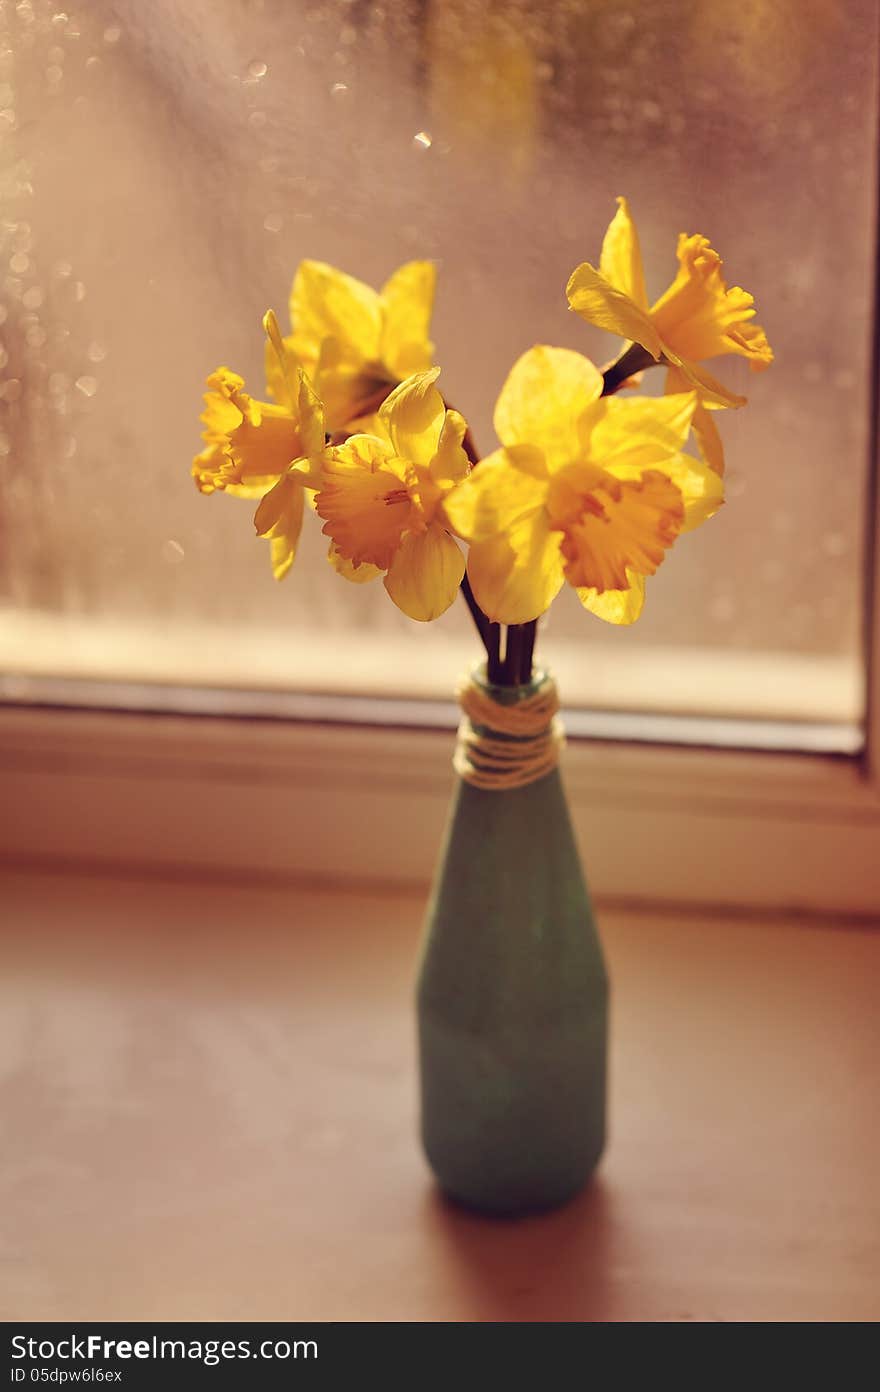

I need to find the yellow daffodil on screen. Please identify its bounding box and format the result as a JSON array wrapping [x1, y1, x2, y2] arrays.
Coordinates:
[[265, 259, 437, 437], [192, 312, 325, 580], [566, 197, 773, 471], [443, 346, 724, 625], [316, 369, 470, 621]]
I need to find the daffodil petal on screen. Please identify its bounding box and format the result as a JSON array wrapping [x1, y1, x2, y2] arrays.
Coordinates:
[[379, 261, 437, 380], [263, 310, 296, 406], [289, 260, 382, 372], [430, 408, 471, 489], [691, 402, 724, 475], [493, 346, 603, 466], [379, 368, 444, 466], [669, 453, 724, 531], [442, 445, 548, 543], [383, 524, 465, 621], [327, 541, 381, 584], [577, 571, 646, 625], [314, 336, 391, 434], [466, 511, 564, 624], [599, 196, 649, 310], [262, 311, 327, 455], [583, 391, 697, 472], [566, 262, 665, 361], [666, 365, 726, 476], [264, 330, 301, 405], [253, 471, 306, 580], [675, 357, 746, 409]]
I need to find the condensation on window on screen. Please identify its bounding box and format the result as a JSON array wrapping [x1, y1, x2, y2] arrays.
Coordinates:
[[0, 0, 875, 722]]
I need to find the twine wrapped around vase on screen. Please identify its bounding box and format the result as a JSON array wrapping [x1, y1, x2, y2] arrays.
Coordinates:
[[453, 671, 566, 791]]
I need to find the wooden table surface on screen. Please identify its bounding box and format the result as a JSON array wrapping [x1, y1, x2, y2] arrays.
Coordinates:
[[2, 866, 878, 1322]]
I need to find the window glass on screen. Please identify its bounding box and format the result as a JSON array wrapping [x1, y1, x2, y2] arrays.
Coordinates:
[[1, 0, 875, 727]]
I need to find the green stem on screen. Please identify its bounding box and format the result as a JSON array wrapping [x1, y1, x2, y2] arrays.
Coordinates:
[[600, 342, 658, 396], [486, 623, 504, 684], [461, 571, 491, 649], [504, 624, 525, 686]]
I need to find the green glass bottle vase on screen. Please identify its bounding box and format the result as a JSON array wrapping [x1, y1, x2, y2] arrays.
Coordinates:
[[417, 669, 609, 1216]]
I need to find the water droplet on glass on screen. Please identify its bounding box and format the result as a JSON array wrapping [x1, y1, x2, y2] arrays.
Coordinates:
[[53, 260, 72, 278], [9, 253, 29, 273], [330, 81, 349, 97], [263, 213, 283, 233], [62, 435, 77, 458], [87, 341, 106, 363], [25, 325, 46, 348], [248, 109, 267, 129], [0, 346, 7, 370], [413, 130, 432, 150], [22, 285, 42, 309], [48, 371, 69, 394], [0, 304, 7, 325], [51, 12, 69, 28], [85, 55, 101, 71], [162, 539, 185, 564], [73, 281, 86, 301], [103, 25, 122, 44], [247, 59, 267, 79], [75, 375, 97, 397], [46, 64, 63, 85]]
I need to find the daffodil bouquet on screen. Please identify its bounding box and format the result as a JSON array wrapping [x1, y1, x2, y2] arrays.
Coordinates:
[[192, 198, 772, 1214], [193, 197, 771, 689]]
